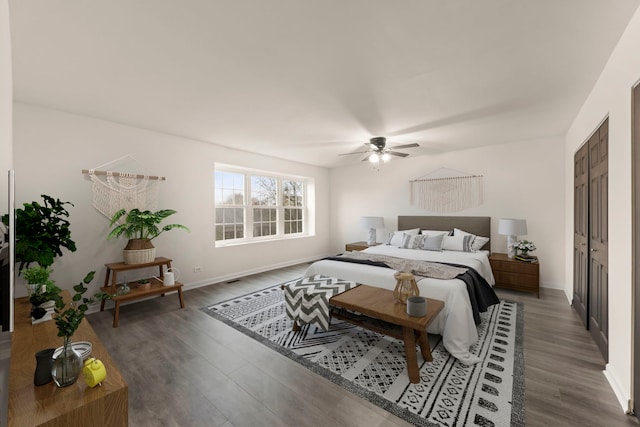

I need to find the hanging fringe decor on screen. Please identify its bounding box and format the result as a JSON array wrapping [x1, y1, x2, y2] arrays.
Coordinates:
[[82, 155, 162, 220], [410, 169, 484, 213]]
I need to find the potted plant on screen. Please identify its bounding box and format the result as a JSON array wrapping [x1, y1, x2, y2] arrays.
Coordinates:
[[108, 208, 189, 264], [3, 195, 77, 273], [23, 264, 53, 297], [51, 271, 95, 387], [513, 240, 536, 258], [27, 268, 59, 321]]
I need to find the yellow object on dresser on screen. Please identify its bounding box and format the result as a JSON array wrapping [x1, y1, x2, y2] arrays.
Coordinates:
[[83, 357, 107, 388]]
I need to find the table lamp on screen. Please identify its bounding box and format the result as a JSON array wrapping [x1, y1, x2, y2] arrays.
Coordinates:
[[360, 216, 384, 246], [498, 218, 527, 258]]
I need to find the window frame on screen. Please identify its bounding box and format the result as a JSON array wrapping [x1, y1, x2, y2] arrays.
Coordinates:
[[214, 165, 310, 247]]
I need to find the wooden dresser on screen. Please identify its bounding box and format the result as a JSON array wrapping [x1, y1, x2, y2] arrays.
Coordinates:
[[345, 241, 380, 251], [8, 292, 128, 427], [489, 252, 540, 298]]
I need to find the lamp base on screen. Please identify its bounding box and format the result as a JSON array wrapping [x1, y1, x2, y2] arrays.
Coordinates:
[[367, 228, 377, 246], [507, 235, 517, 258]]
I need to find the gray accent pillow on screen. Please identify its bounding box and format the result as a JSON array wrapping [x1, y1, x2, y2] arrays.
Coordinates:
[[453, 227, 490, 252], [421, 234, 444, 251], [420, 229, 452, 237], [387, 228, 420, 246], [401, 233, 426, 249]]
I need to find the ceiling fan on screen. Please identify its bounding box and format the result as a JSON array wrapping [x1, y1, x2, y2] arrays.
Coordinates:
[[339, 137, 420, 163]]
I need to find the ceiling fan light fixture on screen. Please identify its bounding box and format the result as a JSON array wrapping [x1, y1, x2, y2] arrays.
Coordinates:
[[340, 136, 419, 165]]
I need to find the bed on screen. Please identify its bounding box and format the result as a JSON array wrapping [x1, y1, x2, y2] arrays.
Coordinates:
[[304, 215, 498, 365]]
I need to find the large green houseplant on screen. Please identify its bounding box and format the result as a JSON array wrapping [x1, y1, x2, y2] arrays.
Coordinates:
[[1, 195, 77, 273], [108, 208, 189, 264]]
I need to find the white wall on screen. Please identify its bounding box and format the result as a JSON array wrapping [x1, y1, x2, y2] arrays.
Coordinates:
[[0, 0, 11, 188], [329, 137, 566, 288], [564, 7, 640, 412], [12, 103, 331, 300]]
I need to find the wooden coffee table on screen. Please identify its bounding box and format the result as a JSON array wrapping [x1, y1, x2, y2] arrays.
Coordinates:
[[329, 285, 444, 384]]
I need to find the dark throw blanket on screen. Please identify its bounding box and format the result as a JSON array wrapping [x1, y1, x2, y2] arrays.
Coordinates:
[[324, 255, 500, 326]]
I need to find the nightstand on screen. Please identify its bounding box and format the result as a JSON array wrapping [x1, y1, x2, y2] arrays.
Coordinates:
[[489, 252, 540, 298], [345, 241, 380, 251]]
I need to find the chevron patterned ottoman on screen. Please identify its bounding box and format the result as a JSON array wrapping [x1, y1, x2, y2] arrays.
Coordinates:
[[282, 275, 359, 331]]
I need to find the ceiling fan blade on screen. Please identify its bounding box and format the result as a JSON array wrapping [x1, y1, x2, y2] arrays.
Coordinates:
[[388, 151, 410, 157], [390, 143, 419, 150], [339, 149, 371, 156]]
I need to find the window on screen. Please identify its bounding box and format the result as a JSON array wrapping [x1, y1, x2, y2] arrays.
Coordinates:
[[283, 179, 303, 234], [215, 166, 309, 245], [214, 171, 245, 240], [251, 176, 277, 238]]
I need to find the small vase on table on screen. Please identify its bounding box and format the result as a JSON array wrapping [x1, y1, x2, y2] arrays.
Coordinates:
[[51, 336, 83, 387]]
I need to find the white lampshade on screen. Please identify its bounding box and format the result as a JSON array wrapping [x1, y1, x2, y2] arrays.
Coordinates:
[[360, 216, 384, 245], [360, 216, 385, 229], [498, 218, 527, 258], [498, 218, 527, 236]]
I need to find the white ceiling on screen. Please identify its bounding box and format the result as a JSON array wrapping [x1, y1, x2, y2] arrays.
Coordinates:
[[8, 0, 640, 168]]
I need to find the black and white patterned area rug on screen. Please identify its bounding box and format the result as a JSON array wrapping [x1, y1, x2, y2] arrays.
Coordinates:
[[202, 283, 525, 427]]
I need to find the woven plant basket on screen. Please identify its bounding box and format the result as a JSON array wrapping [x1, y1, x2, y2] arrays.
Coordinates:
[[123, 239, 156, 264], [123, 248, 156, 265]]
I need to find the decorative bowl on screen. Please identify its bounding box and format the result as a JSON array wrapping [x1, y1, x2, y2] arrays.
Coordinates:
[[53, 341, 92, 361]]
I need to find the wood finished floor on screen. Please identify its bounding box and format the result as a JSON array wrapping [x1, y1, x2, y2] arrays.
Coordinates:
[[87, 264, 640, 427]]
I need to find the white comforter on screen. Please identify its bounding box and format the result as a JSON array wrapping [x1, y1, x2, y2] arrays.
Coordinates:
[[304, 245, 496, 365]]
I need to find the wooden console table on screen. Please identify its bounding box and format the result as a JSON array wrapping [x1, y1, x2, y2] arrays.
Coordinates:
[[100, 257, 185, 328], [8, 291, 128, 427]]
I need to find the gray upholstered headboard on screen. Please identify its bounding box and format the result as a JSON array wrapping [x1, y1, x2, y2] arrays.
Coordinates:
[[397, 216, 491, 250]]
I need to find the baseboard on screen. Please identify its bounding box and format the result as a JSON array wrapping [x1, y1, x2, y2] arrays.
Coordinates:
[[604, 364, 630, 413], [182, 254, 328, 291], [540, 281, 565, 290]]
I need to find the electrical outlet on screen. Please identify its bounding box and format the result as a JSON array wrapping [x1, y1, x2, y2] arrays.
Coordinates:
[[193, 267, 202, 273]]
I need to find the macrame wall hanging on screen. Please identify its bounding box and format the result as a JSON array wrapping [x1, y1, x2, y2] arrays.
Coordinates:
[[410, 167, 484, 213], [81, 155, 165, 220]]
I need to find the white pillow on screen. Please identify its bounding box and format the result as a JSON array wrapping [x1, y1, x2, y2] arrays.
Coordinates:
[[442, 235, 475, 252], [386, 228, 420, 246], [420, 229, 451, 237], [470, 236, 490, 251], [421, 234, 444, 251], [401, 233, 425, 249], [453, 228, 490, 252]]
